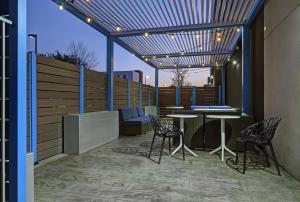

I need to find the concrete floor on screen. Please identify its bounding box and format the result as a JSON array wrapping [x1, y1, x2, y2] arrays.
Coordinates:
[[35, 133, 300, 202]]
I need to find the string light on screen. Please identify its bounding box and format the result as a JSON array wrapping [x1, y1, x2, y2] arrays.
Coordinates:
[[145, 58, 148, 62], [170, 33, 176, 40], [233, 61, 237, 65], [217, 32, 221, 37], [86, 0, 90, 2], [59, 4, 64, 10], [237, 28, 240, 32], [196, 34, 200, 39], [144, 32, 149, 37], [166, 55, 169, 58], [116, 26, 121, 32], [217, 37, 221, 42], [132, 54, 135, 57], [86, 17, 92, 23], [188, 65, 191, 68], [181, 51, 185, 55], [153, 56, 156, 59]]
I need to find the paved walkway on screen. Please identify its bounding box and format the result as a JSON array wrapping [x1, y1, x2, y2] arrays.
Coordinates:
[[35, 133, 300, 202]]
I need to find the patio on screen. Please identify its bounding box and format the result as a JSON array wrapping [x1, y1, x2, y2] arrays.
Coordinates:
[[2, 0, 300, 201], [35, 133, 300, 202]]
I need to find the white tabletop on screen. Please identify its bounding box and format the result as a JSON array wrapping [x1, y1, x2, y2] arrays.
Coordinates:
[[167, 114, 198, 119], [165, 106, 184, 109], [206, 115, 240, 119]]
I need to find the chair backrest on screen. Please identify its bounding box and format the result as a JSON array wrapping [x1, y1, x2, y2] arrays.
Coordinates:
[[149, 115, 165, 136], [262, 117, 281, 141]]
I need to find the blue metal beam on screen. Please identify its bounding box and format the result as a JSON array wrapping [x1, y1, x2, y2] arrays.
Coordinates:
[[192, 86, 196, 106], [79, 64, 84, 113], [139, 82, 142, 108], [144, 50, 233, 59], [245, 0, 264, 25], [242, 26, 251, 114], [176, 86, 180, 106], [52, 0, 110, 36], [9, 0, 27, 200], [107, 37, 114, 111], [155, 68, 159, 108], [221, 65, 226, 105], [51, 0, 158, 69], [28, 52, 37, 163], [111, 22, 244, 37]]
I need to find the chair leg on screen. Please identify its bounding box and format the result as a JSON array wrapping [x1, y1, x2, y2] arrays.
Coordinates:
[[168, 137, 171, 155], [243, 143, 248, 174], [181, 135, 185, 161], [235, 141, 239, 165], [158, 137, 165, 164], [148, 134, 156, 158], [259, 145, 270, 167], [269, 143, 281, 176]]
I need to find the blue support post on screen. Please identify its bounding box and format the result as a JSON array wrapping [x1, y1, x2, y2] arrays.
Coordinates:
[[79, 64, 84, 113], [176, 86, 180, 106], [242, 26, 251, 114], [218, 85, 222, 105], [192, 86, 196, 106], [107, 37, 114, 111], [127, 80, 131, 108], [148, 85, 151, 106], [139, 82, 142, 108], [28, 52, 37, 163], [9, 0, 27, 200], [221, 65, 226, 105], [155, 68, 159, 108]]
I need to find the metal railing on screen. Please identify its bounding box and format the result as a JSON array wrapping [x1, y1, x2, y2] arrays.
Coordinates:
[[1, 15, 12, 202]]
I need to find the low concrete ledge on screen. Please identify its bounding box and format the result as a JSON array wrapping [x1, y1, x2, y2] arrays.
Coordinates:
[[64, 111, 119, 155]]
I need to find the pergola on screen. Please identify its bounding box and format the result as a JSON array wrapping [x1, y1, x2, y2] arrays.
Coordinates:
[[52, 0, 263, 112]]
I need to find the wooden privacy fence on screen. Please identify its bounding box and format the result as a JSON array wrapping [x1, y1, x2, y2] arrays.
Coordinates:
[[33, 56, 155, 161], [158, 86, 220, 109]]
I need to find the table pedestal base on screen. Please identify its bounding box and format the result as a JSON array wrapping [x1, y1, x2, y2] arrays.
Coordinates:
[[209, 118, 236, 161], [171, 135, 198, 157]]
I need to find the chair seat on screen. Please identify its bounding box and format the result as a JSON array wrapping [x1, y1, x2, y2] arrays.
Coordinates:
[[125, 117, 149, 125]]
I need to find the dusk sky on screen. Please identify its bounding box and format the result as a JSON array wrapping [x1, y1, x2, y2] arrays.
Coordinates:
[[27, 0, 210, 86]]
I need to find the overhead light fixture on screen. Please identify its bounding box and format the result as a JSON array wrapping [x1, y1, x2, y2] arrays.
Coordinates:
[[181, 51, 185, 55], [237, 28, 240, 32], [142, 55, 145, 58], [86, 0, 90, 2], [59, 4, 64, 10], [188, 64, 191, 68], [217, 32, 221, 37], [196, 34, 200, 39], [174, 64, 177, 67], [132, 54, 135, 57], [153, 56, 156, 59], [166, 55, 169, 58], [264, 26, 267, 31], [233, 61, 237, 65], [217, 37, 221, 42], [170, 33, 176, 40], [116, 26, 121, 32], [159, 63, 163, 66], [144, 32, 149, 37], [145, 58, 148, 61], [86, 17, 92, 23], [227, 57, 230, 62]]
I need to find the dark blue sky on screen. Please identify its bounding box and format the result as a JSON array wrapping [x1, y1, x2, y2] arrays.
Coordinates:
[[27, 0, 209, 86]]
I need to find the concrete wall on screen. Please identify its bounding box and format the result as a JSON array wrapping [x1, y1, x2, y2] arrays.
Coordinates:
[[264, 0, 300, 180]]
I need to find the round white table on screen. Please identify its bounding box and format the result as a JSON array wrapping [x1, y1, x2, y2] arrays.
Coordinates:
[[206, 115, 240, 161], [166, 114, 198, 157]]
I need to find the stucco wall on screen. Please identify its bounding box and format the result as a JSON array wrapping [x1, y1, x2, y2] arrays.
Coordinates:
[[264, 0, 300, 180]]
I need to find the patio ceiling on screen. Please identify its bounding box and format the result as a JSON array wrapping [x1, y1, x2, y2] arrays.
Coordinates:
[[53, 0, 261, 69]]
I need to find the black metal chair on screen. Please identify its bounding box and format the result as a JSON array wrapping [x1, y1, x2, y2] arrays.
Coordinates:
[[235, 117, 281, 175], [148, 115, 185, 164]]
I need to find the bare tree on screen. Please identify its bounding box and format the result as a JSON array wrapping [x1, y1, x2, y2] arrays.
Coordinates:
[[45, 41, 99, 69], [68, 41, 99, 69], [170, 68, 190, 87]]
